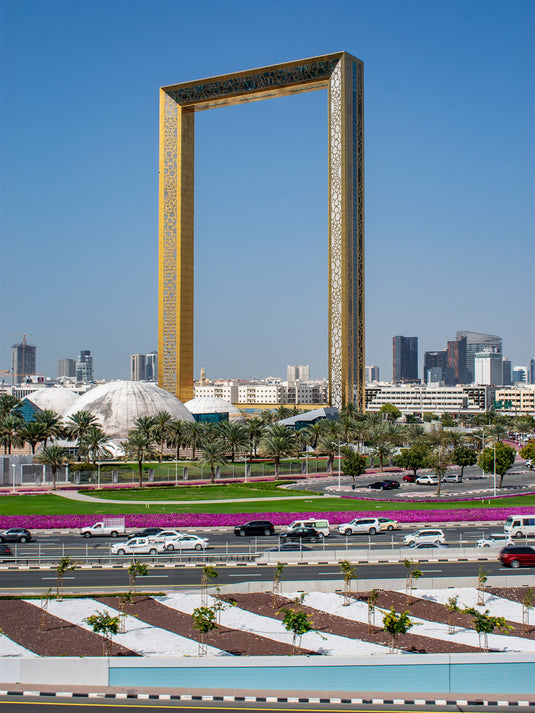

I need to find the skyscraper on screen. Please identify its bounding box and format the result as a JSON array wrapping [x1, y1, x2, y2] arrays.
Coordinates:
[[11, 338, 36, 384], [76, 350, 93, 383], [446, 335, 468, 385], [530, 358, 535, 385], [365, 365, 380, 382], [130, 354, 146, 381], [456, 331, 502, 384], [393, 336, 418, 383], [58, 358, 76, 378], [145, 351, 157, 381], [287, 365, 310, 383]]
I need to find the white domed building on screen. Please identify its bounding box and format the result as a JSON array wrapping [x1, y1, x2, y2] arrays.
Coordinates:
[[21, 387, 80, 421], [184, 396, 244, 424], [63, 380, 194, 439]]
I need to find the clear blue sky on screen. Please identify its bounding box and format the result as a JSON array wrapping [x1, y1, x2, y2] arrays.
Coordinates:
[[1, 0, 533, 382]]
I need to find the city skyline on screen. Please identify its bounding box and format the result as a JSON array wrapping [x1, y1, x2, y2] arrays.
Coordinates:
[[1, 0, 533, 383]]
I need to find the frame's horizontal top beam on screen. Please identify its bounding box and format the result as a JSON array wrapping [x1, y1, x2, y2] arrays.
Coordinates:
[[161, 52, 361, 110]]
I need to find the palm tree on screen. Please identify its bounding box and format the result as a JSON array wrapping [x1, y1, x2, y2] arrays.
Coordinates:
[[307, 421, 325, 449], [35, 445, 68, 490], [153, 410, 173, 461], [80, 426, 112, 468], [199, 440, 227, 483], [65, 410, 99, 461], [183, 421, 205, 460], [202, 421, 222, 444], [123, 430, 157, 487], [132, 415, 157, 440], [33, 409, 64, 447], [0, 413, 23, 454], [167, 419, 186, 460], [17, 420, 47, 454], [245, 418, 264, 457], [0, 394, 21, 418], [339, 414, 357, 443], [219, 421, 248, 462], [402, 424, 425, 446], [259, 426, 297, 478], [316, 435, 339, 474], [371, 440, 395, 472]]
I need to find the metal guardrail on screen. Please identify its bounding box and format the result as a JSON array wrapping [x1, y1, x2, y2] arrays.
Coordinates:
[[0, 552, 262, 567]]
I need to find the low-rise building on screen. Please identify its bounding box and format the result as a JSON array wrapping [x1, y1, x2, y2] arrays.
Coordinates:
[[364, 383, 496, 416]]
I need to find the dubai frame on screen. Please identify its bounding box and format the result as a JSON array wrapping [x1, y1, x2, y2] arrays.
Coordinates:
[[158, 52, 364, 410]]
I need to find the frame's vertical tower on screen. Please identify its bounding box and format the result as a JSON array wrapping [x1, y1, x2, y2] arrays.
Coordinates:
[[158, 52, 364, 409]]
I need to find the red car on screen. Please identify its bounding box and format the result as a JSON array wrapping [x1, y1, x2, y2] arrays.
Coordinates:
[[499, 545, 535, 568], [403, 474, 416, 482]]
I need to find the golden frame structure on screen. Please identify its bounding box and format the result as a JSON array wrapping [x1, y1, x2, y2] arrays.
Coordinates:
[[159, 52, 364, 410]]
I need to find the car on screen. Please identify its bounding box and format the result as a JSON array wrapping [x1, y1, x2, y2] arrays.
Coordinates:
[[526, 459, 534, 471], [110, 537, 166, 556], [403, 529, 445, 547], [234, 520, 275, 537], [368, 480, 397, 490], [409, 542, 448, 550], [149, 529, 184, 543], [403, 473, 416, 482], [477, 533, 514, 548], [164, 534, 208, 551], [499, 545, 535, 568], [415, 475, 439, 485], [377, 517, 399, 531], [382, 479, 400, 489], [280, 527, 321, 543], [337, 518, 381, 536], [441, 474, 463, 483], [0, 543, 13, 560], [286, 519, 330, 537], [264, 543, 313, 552], [127, 527, 163, 539], [0, 528, 32, 543]]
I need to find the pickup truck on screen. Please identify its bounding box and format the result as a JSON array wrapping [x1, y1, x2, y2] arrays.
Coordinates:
[[110, 537, 165, 556], [80, 517, 126, 538]]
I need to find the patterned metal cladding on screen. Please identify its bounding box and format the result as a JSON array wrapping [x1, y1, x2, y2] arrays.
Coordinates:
[[159, 53, 364, 409]]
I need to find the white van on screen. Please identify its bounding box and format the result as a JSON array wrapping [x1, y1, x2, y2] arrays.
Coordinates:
[[504, 516, 535, 538], [286, 519, 330, 537]]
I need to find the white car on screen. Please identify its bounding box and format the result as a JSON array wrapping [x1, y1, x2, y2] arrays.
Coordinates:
[[164, 534, 208, 551], [415, 475, 439, 485], [477, 533, 514, 548], [403, 529, 445, 547], [149, 529, 184, 543], [441, 474, 462, 483], [377, 518, 399, 531], [110, 537, 165, 556], [337, 518, 381, 536]]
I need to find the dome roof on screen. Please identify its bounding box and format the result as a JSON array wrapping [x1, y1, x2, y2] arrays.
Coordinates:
[[23, 387, 79, 416], [63, 380, 194, 439], [184, 396, 244, 421]]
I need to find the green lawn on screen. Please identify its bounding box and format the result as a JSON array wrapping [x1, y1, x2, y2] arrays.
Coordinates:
[[79, 482, 313, 501], [1, 492, 534, 516]]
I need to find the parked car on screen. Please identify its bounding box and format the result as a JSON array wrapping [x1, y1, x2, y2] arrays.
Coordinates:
[[281, 527, 321, 543], [499, 545, 535, 568], [415, 475, 439, 485], [234, 520, 275, 537], [477, 533, 513, 548], [110, 537, 166, 556], [382, 479, 400, 489], [403, 529, 445, 547], [0, 528, 32, 543], [377, 517, 399, 531], [368, 480, 398, 490], [164, 534, 208, 551], [525, 459, 533, 471], [403, 473, 416, 482], [127, 527, 163, 539], [0, 543, 13, 560], [338, 518, 381, 536], [441, 474, 463, 483], [264, 543, 312, 552]]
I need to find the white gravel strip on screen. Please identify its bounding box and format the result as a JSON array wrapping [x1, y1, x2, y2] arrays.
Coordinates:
[[299, 591, 535, 653], [409, 587, 529, 624], [156, 592, 392, 656], [0, 635, 37, 657], [24, 598, 228, 657]]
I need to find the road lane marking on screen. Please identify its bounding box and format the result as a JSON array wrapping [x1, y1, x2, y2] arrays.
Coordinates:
[[228, 573, 262, 577], [420, 569, 442, 572]]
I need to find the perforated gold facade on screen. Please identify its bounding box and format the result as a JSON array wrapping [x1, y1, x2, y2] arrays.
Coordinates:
[[159, 52, 364, 409]]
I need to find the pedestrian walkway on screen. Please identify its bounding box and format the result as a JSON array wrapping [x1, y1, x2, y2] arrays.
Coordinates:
[[54, 489, 327, 505]]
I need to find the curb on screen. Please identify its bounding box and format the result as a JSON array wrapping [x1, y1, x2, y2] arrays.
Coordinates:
[[1, 690, 534, 706]]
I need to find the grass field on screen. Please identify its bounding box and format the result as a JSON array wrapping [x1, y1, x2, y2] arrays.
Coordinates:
[[1, 489, 534, 516]]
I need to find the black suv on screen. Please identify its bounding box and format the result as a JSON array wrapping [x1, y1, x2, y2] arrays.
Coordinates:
[[281, 527, 321, 543], [234, 520, 275, 537], [0, 528, 32, 543]]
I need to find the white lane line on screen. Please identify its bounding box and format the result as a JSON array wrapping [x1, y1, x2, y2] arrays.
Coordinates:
[[228, 573, 262, 577], [41, 576, 76, 580], [318, 572, 342, 575], [421, 569, 443, 572], [138, 575, 169, 579]]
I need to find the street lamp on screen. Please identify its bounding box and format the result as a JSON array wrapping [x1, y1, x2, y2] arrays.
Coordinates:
[[493, 442, 497, 497], [11, 464, 16, 494], [97, 462, 101, 489], [338, 441, 342, 491], [244, 456, 248, 483]]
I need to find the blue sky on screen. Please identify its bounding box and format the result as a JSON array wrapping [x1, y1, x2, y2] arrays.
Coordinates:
[[1, 0, 533, 383]]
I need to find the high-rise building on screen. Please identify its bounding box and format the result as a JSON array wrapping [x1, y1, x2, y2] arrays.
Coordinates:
[[513, 366, 529, 384], [76, 350, 93, 383], [287, 365, 310, 383], [502, 358, 512, 386], [474, 351, 503, 386], [130, 354, 146, 381], [446, 335, 467, 385], [11, 338, 36, 385], [145, 351, 157, 381], [423, 350, 447, 383], [58, 358, 76, 378], [530, 358, 535, 385], [393, 336, 418, 383], [456, 331, 502, 383], [365, 365, 380, 382]]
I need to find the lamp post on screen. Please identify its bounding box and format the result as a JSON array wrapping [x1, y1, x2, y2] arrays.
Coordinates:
[[338, 441, 342, 491], [493, 441, 497, 497], [244, 456, 248, 484], [97, 462, 101, 489], [11, 463, 16, 494]]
